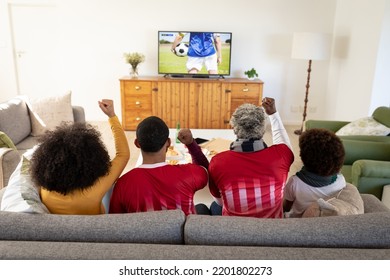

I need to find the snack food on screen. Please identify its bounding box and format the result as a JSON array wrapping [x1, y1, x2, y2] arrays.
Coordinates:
[[166, 146, 179, 157], [167, 160, 179, 165], [166, 146, 183, 161]]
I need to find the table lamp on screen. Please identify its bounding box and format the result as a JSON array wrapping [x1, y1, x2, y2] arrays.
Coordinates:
[[291, 32, 331, 135]]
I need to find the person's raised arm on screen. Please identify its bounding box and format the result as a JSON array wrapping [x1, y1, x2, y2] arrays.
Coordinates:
[[98, 99, 115, 118], [171, 33, 184, 55], [178, 128, 209, 169], [98, 99, 130, 175], [262, 97, 292, 151]]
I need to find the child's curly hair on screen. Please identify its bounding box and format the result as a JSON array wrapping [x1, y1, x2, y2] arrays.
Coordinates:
[[30, 122, 111, 195], [299, 128, 345, 176]]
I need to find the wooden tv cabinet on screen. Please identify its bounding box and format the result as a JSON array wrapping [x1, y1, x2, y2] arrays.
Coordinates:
[[119, 76, 263, 130]]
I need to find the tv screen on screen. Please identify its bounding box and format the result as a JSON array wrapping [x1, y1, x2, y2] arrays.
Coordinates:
[[158, 31, 232, 78]]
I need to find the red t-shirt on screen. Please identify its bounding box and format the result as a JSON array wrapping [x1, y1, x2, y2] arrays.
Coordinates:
[[109, 163, 208, 215], [208, 144, 294, 218]]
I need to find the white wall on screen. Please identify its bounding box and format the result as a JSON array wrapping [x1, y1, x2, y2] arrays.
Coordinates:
[[0, 0, 18, 101], [371, 0, 390, 111], [1, 0, 387, 123], [326, 0, 388, 120]]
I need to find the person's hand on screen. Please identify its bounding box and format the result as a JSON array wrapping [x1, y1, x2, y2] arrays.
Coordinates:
[[98, 99, 115, 118], [262, 97, 276, 115], [178, 128, 194, 145], [217, 56, 222, 64]]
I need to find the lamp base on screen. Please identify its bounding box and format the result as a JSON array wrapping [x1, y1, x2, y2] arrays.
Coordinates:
[[294, 129, 303, 135]]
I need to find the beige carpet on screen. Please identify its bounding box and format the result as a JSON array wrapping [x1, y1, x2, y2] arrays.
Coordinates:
[[91, 121, 303, 206]]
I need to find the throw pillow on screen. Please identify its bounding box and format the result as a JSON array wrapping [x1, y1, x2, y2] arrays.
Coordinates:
[[0, 131, 17, 149], [302, 183, 364, 218], [336, 116, 390, 136], [28, 91, 74, 136], [0, 147, 49, 213]]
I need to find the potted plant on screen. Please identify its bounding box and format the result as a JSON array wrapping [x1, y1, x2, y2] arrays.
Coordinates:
[[244, 68, 259, 80], [123, 52, 145, 78]]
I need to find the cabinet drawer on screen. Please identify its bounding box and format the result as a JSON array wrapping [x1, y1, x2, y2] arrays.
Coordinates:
[[231, 98, 260, 114], [125, 110, 153, 120], [123, 95, 152, 110], [123, 81, 152, 94], [124, 110, 153, 129], [230, 83, 261, 99]]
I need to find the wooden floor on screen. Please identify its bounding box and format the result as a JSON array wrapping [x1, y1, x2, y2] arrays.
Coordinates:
[[91, 121, 303, 206]]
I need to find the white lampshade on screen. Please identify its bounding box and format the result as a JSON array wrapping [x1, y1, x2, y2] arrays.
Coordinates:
[[291, 32, 331, 60]]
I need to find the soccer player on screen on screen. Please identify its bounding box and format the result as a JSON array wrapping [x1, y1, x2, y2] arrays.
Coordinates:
[[171, 32, 222, 74]]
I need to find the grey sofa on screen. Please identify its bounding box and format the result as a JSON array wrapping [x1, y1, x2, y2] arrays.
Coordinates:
[[1, 187, 389, 260], [0, 97, 85, 189]]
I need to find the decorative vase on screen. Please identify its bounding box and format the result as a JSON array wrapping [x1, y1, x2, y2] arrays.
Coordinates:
[[130, 66, 138, 78]]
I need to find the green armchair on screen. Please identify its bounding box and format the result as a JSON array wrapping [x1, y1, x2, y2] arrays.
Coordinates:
[[305, 106, 390, 199]]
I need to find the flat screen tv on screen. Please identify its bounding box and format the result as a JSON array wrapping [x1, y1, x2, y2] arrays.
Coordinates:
[[158, 31, 232, 78]]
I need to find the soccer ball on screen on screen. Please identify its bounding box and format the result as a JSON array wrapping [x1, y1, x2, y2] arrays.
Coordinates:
[[174, 42, 189, 57]]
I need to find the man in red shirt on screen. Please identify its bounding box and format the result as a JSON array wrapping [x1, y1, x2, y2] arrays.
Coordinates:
[[109, 116, 209, 215], [208, 97, 294, 218]]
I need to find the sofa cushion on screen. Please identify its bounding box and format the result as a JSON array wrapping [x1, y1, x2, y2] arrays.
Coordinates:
[[184, 211, 390, 248], [0, 209, 185, 244], [342, 140, 390, 165], [1, 148, 49, 214], [302, 183, 364, 217], [28, 91, 74, 136], [361, 193, 390, 213], [336, 116, 390, 136], [15, 136, 40, 151], [0, 97, 32, 145], [373, 106, 390, 128], [0, 148, 20, 189]]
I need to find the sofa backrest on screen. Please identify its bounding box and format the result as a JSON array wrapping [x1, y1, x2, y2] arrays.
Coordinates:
[[342, 139, 390, 165], [0, 210, 186, 244], [373, 106, 390, 128], [185, 194, 390, 248], [0, 97, 31, 145], [185, 211, 390, 248]]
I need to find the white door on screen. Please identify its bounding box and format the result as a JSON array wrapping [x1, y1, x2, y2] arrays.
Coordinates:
[[10, 4, 59, 97]]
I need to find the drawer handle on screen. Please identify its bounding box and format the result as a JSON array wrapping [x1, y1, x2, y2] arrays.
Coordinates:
[[135, 117, 141, 121], [135, 101, 141, 105], [135, 86, 141, 90], [242, 88, 249, 92]]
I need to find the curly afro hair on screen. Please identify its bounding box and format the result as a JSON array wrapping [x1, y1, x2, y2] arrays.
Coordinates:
[[299, 128, 345, 176], [30, 122, 111, 195], [230, 103, 266, 139]]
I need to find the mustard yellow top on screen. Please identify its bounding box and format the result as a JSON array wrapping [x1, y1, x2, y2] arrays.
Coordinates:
[[40, 116, 130, 214]]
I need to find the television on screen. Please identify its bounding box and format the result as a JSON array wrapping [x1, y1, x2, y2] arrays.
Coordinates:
[[158, 31, 232, 78]]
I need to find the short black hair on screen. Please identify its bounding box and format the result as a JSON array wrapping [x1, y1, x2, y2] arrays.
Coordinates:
[[30, 122, 111, 195], [136, 116, 169, 152], [299, 128, 345, 176]]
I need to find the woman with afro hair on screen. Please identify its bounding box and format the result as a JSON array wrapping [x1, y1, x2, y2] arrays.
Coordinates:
[[283, 128, 346, 218], [31, 99, 130, 214]]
